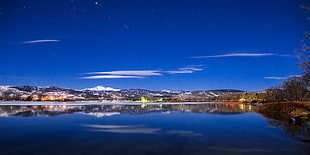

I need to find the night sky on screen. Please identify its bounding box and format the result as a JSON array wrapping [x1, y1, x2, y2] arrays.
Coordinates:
[[1, 0, 309, 91]]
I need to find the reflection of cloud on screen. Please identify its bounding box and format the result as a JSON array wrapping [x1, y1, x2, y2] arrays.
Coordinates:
[[166, 130, 203, 136], [81, 75, 145, 79], [166, 130, 194, 134], [83, 124, 160, 134], [83, 124, 202, 136], [191, 53, 291, 58], [90, 128, 160, 134], [83, 125, 142, 129], [206, 147, 272, 153], [22, 39, 60, 44], [80, 112, 120, 118]]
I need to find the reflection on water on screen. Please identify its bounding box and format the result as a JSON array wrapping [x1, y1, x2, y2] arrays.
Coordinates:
[[82, 124, 204, 136], [0, 103, 254, 117], [263, 115, 310, 151], [83, 124, 162, 134], [255, 103, 310, 152], [267, 119, 310, 138], [0, 103, 308, 155]]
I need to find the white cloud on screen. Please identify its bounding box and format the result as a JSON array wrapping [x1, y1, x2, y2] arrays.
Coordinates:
[[87, 70, 162, 76], [289, 75, 302, 77], [82, 66, 203, 79], [264, 75, 302, 80], [264, 77, 287, 80], [179, 67, 203, 71], [22, 39, 60, 44], [81, 75, 145, 79], [191, 53, 292, 58], [166, 67, 203, 74], [166, 70, 194, 74]]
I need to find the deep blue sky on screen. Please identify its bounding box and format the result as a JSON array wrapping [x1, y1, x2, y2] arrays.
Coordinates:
[[1, 0, 309, 91]]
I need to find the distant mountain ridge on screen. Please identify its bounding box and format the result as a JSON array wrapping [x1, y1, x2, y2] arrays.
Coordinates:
[[0, 85, 245, 101], [82, 86, 121, 92]]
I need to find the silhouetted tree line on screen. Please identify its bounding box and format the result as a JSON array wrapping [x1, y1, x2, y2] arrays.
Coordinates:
[[260, 76, 309, 102]]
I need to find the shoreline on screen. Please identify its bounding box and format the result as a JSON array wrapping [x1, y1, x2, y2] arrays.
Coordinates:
[[0, 101, 232, 106]]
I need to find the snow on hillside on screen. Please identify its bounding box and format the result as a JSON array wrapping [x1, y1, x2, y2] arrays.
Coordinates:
[[82, 86, 120, 92], [0, 86, 11, 91], [0, 86, 21, 96], [160, 90, 183, 94]]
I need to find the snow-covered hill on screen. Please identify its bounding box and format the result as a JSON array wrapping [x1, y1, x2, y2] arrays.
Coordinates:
[[82, 86, 120, 92]]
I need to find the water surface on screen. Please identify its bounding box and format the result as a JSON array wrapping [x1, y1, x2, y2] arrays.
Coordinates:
[[0, 103, 308, 155]]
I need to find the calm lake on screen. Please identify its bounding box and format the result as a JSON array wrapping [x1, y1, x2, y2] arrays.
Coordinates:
[[0, 102, 309, 155]]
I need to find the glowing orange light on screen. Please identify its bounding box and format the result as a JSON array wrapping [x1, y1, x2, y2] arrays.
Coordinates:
[[239, 98, 246, 102]]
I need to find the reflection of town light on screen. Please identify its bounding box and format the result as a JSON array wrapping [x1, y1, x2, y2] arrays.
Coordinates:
[[49, 105, 54, 109], [239, 104, 244, 110], [140, 97, 149, 103], [248, 105, 252, 110], [141, 104, 146, 108], [62, 105, 67, 109]]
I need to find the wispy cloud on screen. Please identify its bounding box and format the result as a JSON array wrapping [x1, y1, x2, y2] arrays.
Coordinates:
[[191, 53, 291, 58], [166, 66, 203, 74], [82, 66, 203, 79], [87, 70, 162, 76], [81, 75, 145, 79], [22, 39, 60, 44], [179, 67, 203, 71], [264, 77, 287, 80], [264, 75, 301, 80], [166, 70, 195, 74]]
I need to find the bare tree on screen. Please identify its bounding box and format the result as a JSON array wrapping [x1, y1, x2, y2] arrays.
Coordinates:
[[261, 85, 284, 102], [282, 76, 308, 101], [296, 6, 310, 86]]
